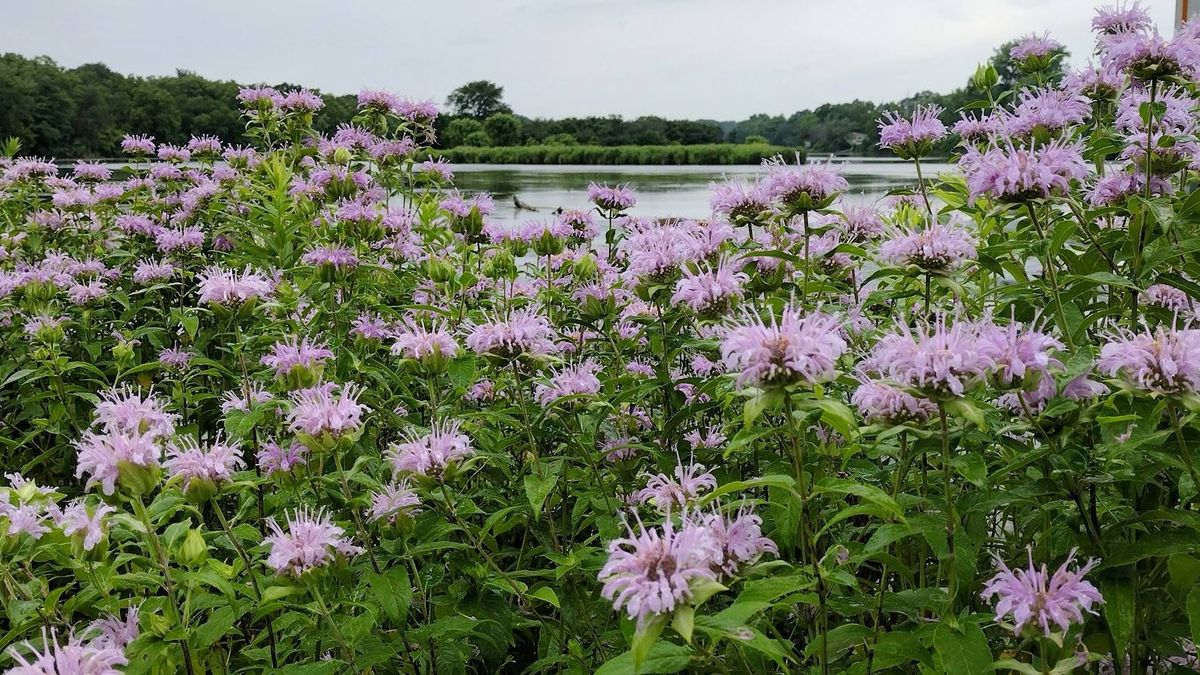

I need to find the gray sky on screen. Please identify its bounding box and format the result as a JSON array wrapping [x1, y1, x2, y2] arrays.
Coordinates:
[[0, 0, 1177, 120]]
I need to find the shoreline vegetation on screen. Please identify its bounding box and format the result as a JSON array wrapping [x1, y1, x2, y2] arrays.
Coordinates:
[[425, 143, 805, 165]]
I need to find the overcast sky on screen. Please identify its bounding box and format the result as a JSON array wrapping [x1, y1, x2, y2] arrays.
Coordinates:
[[0, 0, 1178, 120]]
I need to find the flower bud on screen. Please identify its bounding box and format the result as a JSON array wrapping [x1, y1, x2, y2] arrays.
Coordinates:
[[177, 528, 209, 567], [117, 460, 161, 496]]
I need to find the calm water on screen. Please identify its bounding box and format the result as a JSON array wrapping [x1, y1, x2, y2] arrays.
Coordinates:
[[450, 159, 952, 225]]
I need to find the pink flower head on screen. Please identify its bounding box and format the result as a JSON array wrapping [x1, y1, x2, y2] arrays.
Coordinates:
[[301, 246, 360, 270], [351, 313, 392, 341], [367, 481, 421, 524], [121, 134, 156, 155], [587, 183, 637, 213], [763, 159, 848, 212], [157, 346, 192, 369], [867, 317, 1002, 396], [88, 607, 140, 651], [534, 360, 602, 406], [703, 508, 778, 575], [391, 318, 459, 362], [1000, 88, 1091, 138], [671, 261, 747, 316], [197, 266, 274, 306], [720, 306, 847, 389], [599, 515, 722, 628], [133, 259, 176, 284], [710, 179, 770, 222], [257, 440, 308, 475], [279, 89, 324, 112], [74, 430, 161, 496], [840, 205, 885, 242], [164, 435, 244, 492], [961, 139, 1088, 203], [261, 337, 335, 379], [851, 379, 937, 425], [877, 104, 947, 158], [1143, 284, 1192, 314], [1093, 1, 1152, 34], [1098, 326, 1200, 394], [92, 387, 177, 439], [1010, 32, 1065, 66], [387, 420, 474, 477], [981, 548, 1103, 636], [220, 383, 274, 413], [620, 220, 705, 281], [57, 500, 116, 551], [286, 382, 368, 440], [264, 507, 362, 577], [636, 463, 718, 513], [985, 321, 1065, 390], [878, 218, 977, 271], [5, 629, 127, 675], [465, 309, 558, 358]]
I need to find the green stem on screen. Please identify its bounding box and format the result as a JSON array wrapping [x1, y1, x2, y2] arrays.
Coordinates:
[[132, 496, 197, 675]]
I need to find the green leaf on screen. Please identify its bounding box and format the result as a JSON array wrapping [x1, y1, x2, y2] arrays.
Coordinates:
[[260, 584, 302, 605], [933, 623, 992, 675], [992, 659, 1041, 675], [195, 606, 238, 648], [366, 568, 412, 624], [524, 470, 560, 518], [950, 453, 988, 487], [529, 587, 560, 609], [1189, 586, 1200, 649], [803, 623, 870, 658], [1102, 580, 1135, 663], [595, 639, 691, 675], [632, 614, 668, 673], [671, 606, 694, 643], [944, 397, 986, 431], [448, 354, 477, 389]]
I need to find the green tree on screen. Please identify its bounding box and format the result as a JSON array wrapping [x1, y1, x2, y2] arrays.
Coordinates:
[[743, 134, 769, 145], [462, 129, 493, 147], [483, 112, 522, 146], [443, 118, 484, 147], [446, 80, 511, 119]]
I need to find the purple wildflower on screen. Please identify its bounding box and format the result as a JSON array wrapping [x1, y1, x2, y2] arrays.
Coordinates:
[[877, 104, 947, 158], [981, 549, 1104, 636], [164, 435, 244, 495], [367, 482, 421, 524], [257, 440, 308, 475], [703, 508, 778, 575], [286, 382, 368, 441], [1098, 326, 1200, 394], [599, 516, 722, 628], [587, 183, 637, 213], [961, 139, 1088, 203], [719, 306, 847, 389], [261, 337, 335, 380], [387, 420, 474, 478], [851, 380, 937, 425], [878, 218, 977, 271], [672, 262, 748, 316], [465, 309, 558, 358], [636, 463, 718, 513], [264, 507, 362, 577], [534, 360, 603, 406]]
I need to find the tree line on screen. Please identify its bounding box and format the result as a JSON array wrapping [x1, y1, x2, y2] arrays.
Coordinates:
[[0, 41, 1045, 158]]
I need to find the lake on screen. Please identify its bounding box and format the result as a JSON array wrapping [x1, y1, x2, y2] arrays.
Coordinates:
[[449, 159, 952, 224]]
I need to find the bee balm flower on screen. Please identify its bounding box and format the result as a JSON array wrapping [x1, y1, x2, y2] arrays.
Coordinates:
[[981, 548, 1103, 636]]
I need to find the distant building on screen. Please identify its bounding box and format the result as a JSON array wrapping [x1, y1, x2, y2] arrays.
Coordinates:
[[1181, 0, 1199, 30]]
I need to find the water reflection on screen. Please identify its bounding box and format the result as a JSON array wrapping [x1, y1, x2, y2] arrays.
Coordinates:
[[449, 161, 951, 225]]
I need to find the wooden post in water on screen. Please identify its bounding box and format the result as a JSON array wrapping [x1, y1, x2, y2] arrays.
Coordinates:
[[1181, 0, 1199, 31]]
